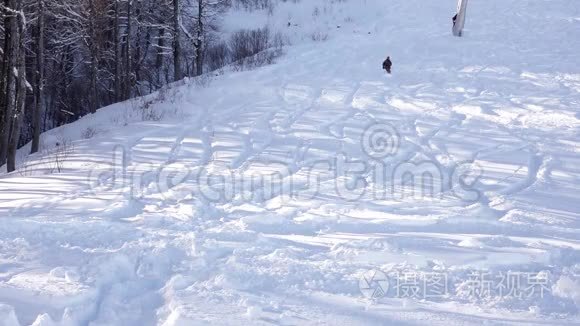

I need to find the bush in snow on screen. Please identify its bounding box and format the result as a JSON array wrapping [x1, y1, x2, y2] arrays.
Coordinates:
[[229, 27, 287, 70]]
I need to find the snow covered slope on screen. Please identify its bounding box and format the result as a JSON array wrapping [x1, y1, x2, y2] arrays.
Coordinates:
[[1, 0, 580, 324]]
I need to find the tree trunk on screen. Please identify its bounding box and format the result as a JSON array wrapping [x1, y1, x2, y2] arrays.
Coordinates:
[[31, 0, 45, 154], [0, 0, 9, 139], [156, 24, 165, 86], [0, 0, 9, 162], [0, 0, 18, 166], [173, 0, 182, 81], [114, 0, 122, 101], [195, 0, 203, 76], [124, 0, 132, 99], [7, 7, 26, 172], [88, 0, 98, 113], [134, 1, 144, 91]]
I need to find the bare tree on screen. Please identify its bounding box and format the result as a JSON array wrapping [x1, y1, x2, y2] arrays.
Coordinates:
[[191, 0, 228, 76], [31, 0, 45, 154], [114, 0, 121, 101], [3, 0, 28, 172], [0, 0, 21, 167], [173, 0, 182, 81], [0, 0, 239, 171]]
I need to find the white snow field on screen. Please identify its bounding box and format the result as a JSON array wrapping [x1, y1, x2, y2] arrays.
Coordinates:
[[2, 0, 580, 324]]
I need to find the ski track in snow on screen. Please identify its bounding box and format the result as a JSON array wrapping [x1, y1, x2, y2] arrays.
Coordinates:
[[2, 0, 580, 325]]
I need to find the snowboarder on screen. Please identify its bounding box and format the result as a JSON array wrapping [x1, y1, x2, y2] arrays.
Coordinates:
[[382, 56, 392, 74]]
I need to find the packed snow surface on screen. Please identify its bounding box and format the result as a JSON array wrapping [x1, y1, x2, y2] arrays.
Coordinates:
[[1, 0, 580, 325]]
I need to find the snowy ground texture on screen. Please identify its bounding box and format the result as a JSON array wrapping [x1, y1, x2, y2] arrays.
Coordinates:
[[2, 0, 580, 325]]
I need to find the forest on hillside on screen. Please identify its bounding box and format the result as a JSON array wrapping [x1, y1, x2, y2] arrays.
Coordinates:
[[0, 0, 283, 172]]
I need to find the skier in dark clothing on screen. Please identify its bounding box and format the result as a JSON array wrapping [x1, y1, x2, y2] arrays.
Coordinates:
[[452, 14, 458, 27], [382, 56, 392, 74]]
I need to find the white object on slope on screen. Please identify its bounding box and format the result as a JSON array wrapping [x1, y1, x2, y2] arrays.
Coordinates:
[[453, 0, 469, 36]]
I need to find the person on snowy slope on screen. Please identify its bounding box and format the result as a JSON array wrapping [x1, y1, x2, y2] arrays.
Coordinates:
[[383, 56, 392, 74]]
